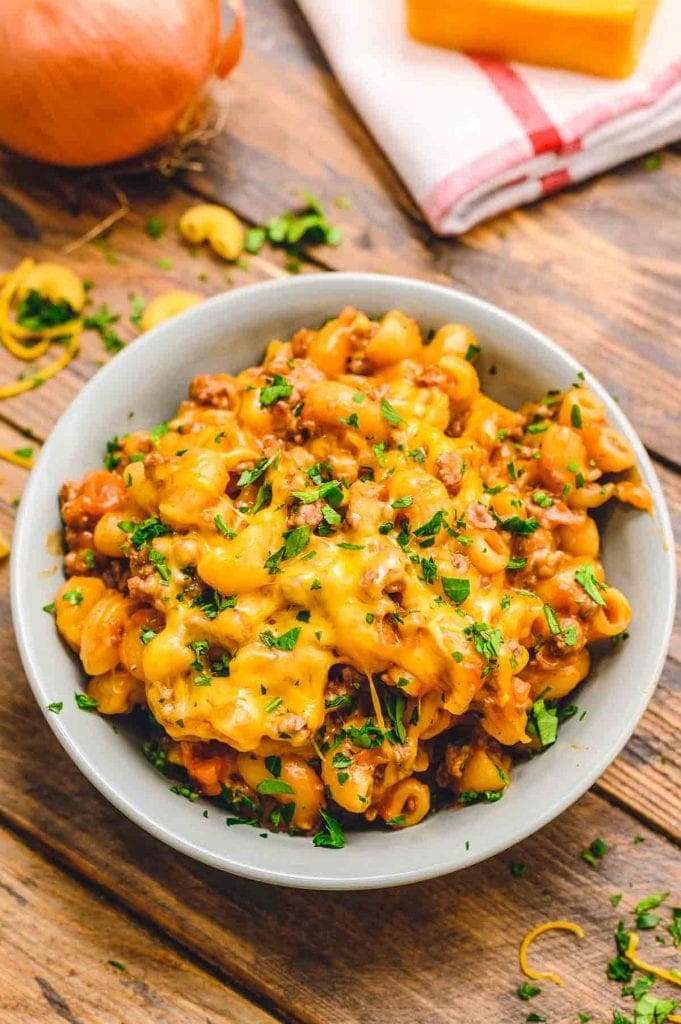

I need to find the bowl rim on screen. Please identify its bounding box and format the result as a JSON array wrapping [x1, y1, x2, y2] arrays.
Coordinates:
[[10, 271, 677, 889]]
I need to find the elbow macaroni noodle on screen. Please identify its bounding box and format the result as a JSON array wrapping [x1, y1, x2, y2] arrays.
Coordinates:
[[54, 307, 650, 842]]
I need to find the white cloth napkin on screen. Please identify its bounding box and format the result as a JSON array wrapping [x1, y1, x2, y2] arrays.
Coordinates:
[[296, 0, 681, 234]]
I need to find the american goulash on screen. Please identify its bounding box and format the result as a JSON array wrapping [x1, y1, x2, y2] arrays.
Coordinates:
[[54, 307, 651, 846]]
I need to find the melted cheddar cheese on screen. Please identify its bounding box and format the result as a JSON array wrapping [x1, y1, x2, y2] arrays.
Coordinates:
[[55, 307, 650, 841]]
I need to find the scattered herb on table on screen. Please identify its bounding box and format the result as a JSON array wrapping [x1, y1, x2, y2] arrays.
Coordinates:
[[244, 192, 343, 267]]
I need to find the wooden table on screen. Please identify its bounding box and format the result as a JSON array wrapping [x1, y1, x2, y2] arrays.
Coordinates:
[[0, 3, 679, 1021]]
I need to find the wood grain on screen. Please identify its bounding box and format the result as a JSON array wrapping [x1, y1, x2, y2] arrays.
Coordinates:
[[0, 825, 280, 1024]]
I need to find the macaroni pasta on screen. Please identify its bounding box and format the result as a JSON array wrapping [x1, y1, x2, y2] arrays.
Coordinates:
[[54, 307, 650, 844]]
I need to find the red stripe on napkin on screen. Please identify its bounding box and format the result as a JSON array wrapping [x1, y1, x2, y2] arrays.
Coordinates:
[[541, 168, 572, 193], [471, 55, 565, 156]]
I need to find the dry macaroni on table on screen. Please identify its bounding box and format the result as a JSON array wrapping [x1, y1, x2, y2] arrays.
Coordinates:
[[53, 307, 650, 846]]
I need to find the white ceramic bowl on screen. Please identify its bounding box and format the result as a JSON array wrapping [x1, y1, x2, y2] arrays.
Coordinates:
[[11, 273, 676, 890]]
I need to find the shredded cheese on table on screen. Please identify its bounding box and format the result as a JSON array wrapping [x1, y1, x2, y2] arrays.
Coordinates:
[[519, 920, 585, 986], [626, 932, 681, 988], [0, 259, 82, 399], [0, 447, 34, 470]]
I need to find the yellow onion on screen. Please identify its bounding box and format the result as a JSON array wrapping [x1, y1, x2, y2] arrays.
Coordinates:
[[0, 0, 243, 167]]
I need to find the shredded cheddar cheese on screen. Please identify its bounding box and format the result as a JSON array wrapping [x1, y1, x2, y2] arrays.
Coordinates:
[[0, 447, 34, 470], [625, 931, 681, 988], [0, 258, 83, 400], [519, 920, 585, 986]]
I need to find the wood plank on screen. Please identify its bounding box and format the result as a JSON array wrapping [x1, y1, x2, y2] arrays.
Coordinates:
[[0, 418, 35, 522], [598, 656, 680, 836], [0, 722, 679, 1024], [0, 825, 280, 1024], [184, 0, 681, 464]]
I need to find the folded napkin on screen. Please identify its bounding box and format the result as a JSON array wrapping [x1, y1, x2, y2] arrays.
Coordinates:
[[296, 0, 681, 234]]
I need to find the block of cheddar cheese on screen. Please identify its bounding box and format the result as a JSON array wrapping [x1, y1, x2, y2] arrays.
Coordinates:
[[405, 0, 659, 78]]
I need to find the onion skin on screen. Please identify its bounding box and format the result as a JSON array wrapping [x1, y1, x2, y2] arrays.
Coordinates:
[[0, 0, 242, 167]]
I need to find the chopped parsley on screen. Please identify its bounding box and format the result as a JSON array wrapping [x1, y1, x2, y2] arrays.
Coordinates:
[[312, 808, 346, 849], [252, 481, 272, 514], [149, 548, 171, 582], [214, 513, 236, 537], [528, 698, 558, 747], [634, 893, 669, 914], [667, 907, 681, 947], [464, 621, 503, 662], [145, 215, 165, 239], [496, 514, 540, 535], [260, 374, 293, 407], [62, 589, 83, 606], [571, 403, 583, 428], [247, 195, 342, 260], [575, 564, 607, 606], [170, 784, 199, 801], [543, 603, 561, 635], [291, 479, 343, 506], [380, 397, 403, 426], [384, 690, 407, 744], [373, 442, 387, 466], [325, 694, 352, 710], [47, 701, 63, 714], [420, 557, 438, 584], [129, 295, 145, 328], [343, 720, 384, 749], [265, 525, 312, 573], [74, 692, 99, 711], [83, 303, 125, 354], [581, 837, 608, 868], [256, 778, 294, 795], [413, 509, 447, 537], [237, 452, 278, 488], [260, 627, 301, 651], [119, 517, 172, 549], [441, 577, 470, 605], [391, 495, 413, 509], [191, 587, 237, 619], [140, 628, 157, 645], [517, 982, 541, 1000], [265, 755, 282, 778], [457, 790, 503, 805], [17, 289, 76, 331]]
